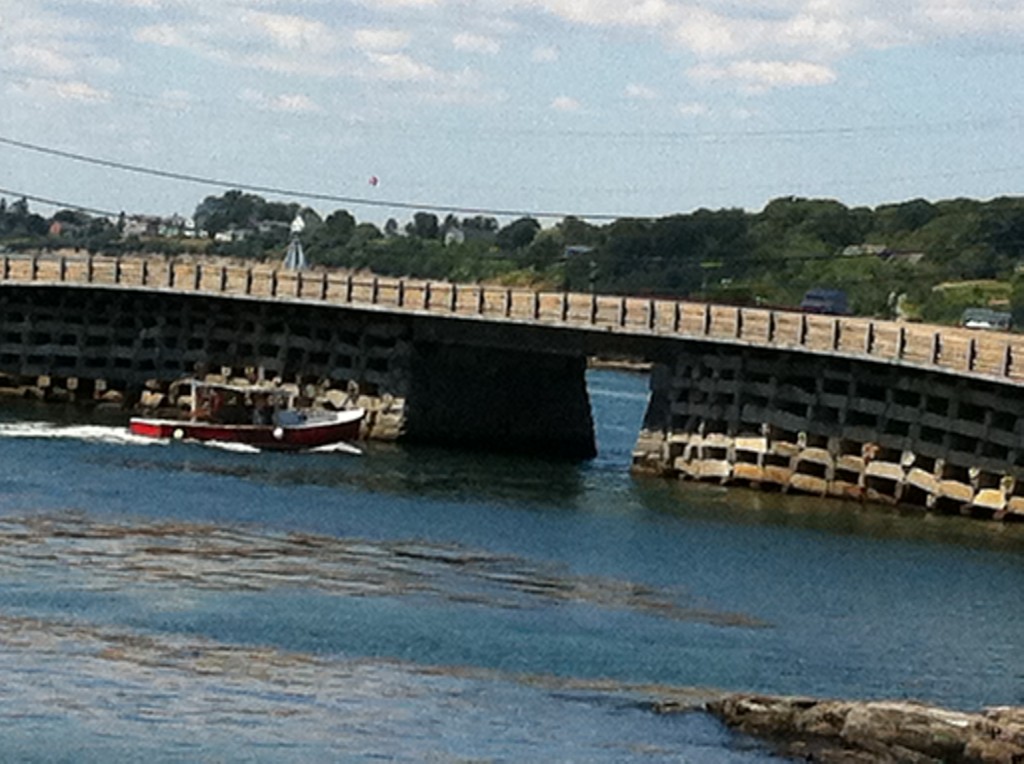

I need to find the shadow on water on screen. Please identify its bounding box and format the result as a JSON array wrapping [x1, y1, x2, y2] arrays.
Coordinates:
[[634, 478, 1024, 554], [109, 440, 590, 511]]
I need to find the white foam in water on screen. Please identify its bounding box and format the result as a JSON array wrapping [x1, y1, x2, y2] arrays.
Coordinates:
[[308, 441, 363, 456], [0, 422, 164, 447], [200, 440, 262, 454]]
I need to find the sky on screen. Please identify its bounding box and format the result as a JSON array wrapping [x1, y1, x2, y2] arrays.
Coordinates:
[[1, 0, 1023, 229]]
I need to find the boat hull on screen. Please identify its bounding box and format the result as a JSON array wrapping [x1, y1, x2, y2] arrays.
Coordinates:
[[129, 409, 365, 451]]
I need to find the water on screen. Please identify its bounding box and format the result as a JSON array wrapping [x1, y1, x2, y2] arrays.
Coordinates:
[[1, 369, 1022, 761]]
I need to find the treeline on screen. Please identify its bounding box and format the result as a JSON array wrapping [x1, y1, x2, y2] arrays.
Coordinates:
[[4, 191, 1024, 325]]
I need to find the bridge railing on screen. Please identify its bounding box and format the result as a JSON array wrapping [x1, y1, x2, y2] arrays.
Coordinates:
[[4, 251, 1024, 384]]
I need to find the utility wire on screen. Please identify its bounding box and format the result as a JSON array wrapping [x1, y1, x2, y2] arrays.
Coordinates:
[[0, 187, 120, 218], [0, 134, 623, 221]]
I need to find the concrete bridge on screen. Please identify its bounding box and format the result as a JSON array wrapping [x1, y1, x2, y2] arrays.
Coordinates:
[[2, 251, 1024, 520]]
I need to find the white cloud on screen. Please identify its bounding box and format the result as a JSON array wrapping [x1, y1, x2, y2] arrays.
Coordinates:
[[688, 59, 837, 91], [918, 0, 1024, 35], [531, 45, 559, 62], [677, 100, 708, 116], [1, 5, 107, 79], [551, 95, 582, 111], [625, 83, 658, 100], [160, 89, 195, 110], [242, 11, 337, 55], [239, 88, 322, 113], [134, 24, 188, 48], [5, 74, 112, 104], [363, 52, 439, 82], [8, 44, 77, 77], [15, 0, 1024, 105], [352, 0, 440, 6], [453, 32, 501, 54], [54, 80, 112, 102], [352, 28, 412, 52], [135, 12, 347, 77], [527, 0, 671, 27]]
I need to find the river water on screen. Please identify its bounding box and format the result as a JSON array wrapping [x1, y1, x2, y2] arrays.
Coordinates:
[[0, 369, 1022, 762]]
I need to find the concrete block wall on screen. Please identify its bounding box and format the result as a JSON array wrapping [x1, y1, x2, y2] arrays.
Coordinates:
[[0, 285, 414, 440], [633, 345, 1024, 520]]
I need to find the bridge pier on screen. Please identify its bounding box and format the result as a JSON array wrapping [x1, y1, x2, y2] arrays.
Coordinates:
[[404, 342, 595, 458], [633, 344, 1024, 520]]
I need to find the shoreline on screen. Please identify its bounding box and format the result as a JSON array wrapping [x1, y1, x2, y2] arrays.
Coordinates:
[[653, 692, 1024, 763]]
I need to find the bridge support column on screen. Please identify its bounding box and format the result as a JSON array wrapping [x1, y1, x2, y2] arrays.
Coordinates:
[[403, 342, 596, 459], [632, 345, 1024, 521]]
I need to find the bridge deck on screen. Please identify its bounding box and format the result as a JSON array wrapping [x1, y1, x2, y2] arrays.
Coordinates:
[[3, 251, 1021, 386]]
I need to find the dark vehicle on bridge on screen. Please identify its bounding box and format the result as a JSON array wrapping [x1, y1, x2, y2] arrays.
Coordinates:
[[799, 288, 849, 315], [960, 307, 1012, 331]]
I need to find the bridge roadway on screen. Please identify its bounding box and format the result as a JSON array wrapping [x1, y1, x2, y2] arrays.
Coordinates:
[[2, 250, 1022, 386], [4, 251, 1024, 518]]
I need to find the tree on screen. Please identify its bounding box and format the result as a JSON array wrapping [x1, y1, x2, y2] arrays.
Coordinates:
[[558, 215, 602, 247], [194, 190, 264, 236], [874, 198, 938, 236], [462, 215, 498, 234], [496, 217, 540, 251], [323, 209, 356, 242], [407, 211, 439, 239]]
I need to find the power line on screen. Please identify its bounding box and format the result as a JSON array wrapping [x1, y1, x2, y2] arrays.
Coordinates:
[[0, 187, 119, 218], [0, 134, 624, 221]]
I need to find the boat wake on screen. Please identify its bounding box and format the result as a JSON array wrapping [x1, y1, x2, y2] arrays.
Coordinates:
[[200, 440, 362, 455], [198, 440, 263, 454], [0, 421, 163, 447], [309, 441, 363, 456]]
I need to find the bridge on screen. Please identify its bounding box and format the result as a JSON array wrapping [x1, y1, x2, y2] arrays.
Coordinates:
[[2, 251, 1023, 519]]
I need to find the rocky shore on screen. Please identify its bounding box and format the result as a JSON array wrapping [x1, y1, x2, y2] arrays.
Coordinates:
[[675, 694, 1024, 763]]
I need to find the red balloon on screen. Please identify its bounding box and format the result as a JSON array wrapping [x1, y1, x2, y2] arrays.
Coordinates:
[[368, 176, 379, 186]]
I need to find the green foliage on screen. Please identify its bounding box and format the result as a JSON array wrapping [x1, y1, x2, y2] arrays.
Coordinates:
[[6, 188, 1024, 327], [193, 190, 302, 238], [495, 217, 540, 251], [406, 212, 439, 240], [920, 280, 1011, 326]]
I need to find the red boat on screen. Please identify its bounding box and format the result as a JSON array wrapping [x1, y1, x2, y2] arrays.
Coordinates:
[[129, 379, 365, 452]]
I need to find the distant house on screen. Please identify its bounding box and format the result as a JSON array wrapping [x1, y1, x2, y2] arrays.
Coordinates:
[[256, 219, 290, 236], [213, 227, 254, 243], [48, 221, 67, 237], [841, 244, 890, 258], [122, 215, 161, 238], [840, 244, 925, 265], [884, 250, 926, 265], [443, 227, 465, 247], [159, 214, 198, 238]]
